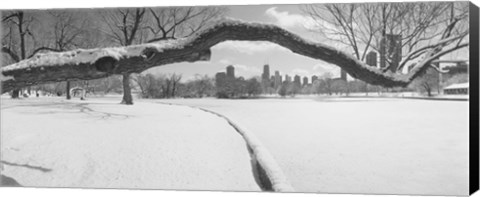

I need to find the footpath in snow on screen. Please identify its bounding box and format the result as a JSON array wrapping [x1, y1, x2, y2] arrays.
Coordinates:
[[160, 97, 469, 196], [1, 97, 261, 191]]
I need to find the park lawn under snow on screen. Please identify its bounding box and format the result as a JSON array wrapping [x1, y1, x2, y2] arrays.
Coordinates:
[[159, 97, 469, 196], [0, 97, 261, 191]]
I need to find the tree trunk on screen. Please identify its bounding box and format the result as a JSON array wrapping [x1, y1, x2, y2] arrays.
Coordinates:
[[66, 81, 71, 100], [121, 73, 133, 105], [11, 89, 20, 98]]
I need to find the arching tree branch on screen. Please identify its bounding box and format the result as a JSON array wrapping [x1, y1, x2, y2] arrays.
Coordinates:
[[0, 20, 468, 93]]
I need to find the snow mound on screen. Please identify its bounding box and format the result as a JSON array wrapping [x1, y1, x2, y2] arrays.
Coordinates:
[[190, 107, 294, 192], [223, 117, 294, 192]]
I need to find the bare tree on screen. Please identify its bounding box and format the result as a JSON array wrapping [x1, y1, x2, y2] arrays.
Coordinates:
[[133, 73, 183, 98], [146, 6, 226, 42], [179, 75, 213, 98], [188, 74, 215, 98], [134, 73, 155, 98], [1, 11, 60, 98], [245, 78, 262, 97], [303, 2, 469, 76], [316, 72, 334, 95], [100, 8, 147, 104], [87, 75, 123, 95], [161, 73, 182, 98], [410, 67, 439, 97], [331, 79, 348, 95], [304, 3, 381, 61], [44, 10, 88, 99]]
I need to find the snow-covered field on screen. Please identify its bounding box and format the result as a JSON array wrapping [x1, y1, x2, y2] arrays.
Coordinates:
[[1, 96, 469, 195], [159, 97, 469, 196], [1, 97, 261, 191]]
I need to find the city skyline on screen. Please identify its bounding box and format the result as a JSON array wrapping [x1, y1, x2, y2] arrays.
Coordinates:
[[145, 4, 354, 82], [216, 63, 344, 86]]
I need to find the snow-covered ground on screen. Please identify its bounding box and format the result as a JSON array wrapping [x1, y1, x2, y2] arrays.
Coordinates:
[[1, 95, 469, 195], [1, 97, 261, 191], [159, 97, 469, 196]]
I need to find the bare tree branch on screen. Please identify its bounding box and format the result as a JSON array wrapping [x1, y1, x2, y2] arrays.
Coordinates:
[[28, 47, 62, 58], [1, 46, 20, 62], [304, 2, 468, 74], [146, 7, 225, 42]]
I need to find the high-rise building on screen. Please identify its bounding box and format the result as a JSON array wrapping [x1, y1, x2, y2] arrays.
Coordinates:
[[380, 34, 402, 72], [294, 75, 301, 86], [274, 71, 281, 88], [226, 65, 235, 78], [215, 72, 226, 86], [302, 76, 309, 86], [262, 64, 270, 81], [340, 70, 347, 81], [366, 51, 377, 67], [285, 74, 291, 83], [311, 75, 318, 83]]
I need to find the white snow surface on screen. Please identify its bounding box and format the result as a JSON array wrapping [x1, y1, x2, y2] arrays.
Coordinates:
[[1, 97, 261, 191], [159, 97, 469, 196], [444, 82, 469, 89], [188, 106, 294, 192]]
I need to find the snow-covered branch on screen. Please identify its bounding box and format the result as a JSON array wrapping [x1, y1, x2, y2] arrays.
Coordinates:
[[0, 19, 465, 93]]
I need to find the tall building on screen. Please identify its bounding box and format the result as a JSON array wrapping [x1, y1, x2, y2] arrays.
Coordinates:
[[285, 74, 291, 83], [226, 65, 235, 78], [340, 70, 347, 81], [380, 34, 402, 72], [302, 76, 309, 86], [215, 72, 227, 86], [366, 51, 377, 67], [293, 75, 301, 86], [274, 71, 282, 88], [262, 64, 270, 81], [311, 75, 318, 83]]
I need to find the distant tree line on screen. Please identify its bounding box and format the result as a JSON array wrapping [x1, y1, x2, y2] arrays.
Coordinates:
[[134, 73, 216, 99], [274, 68, 467, 97], [215, 75, 262, 99], [29, 76, 123, 97]]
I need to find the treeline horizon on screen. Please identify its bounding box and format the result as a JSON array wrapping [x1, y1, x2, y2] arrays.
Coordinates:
[[17, 66, 468, 99]]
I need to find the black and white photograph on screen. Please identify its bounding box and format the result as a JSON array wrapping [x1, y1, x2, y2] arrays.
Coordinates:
[[0, 0, 478, 196]]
